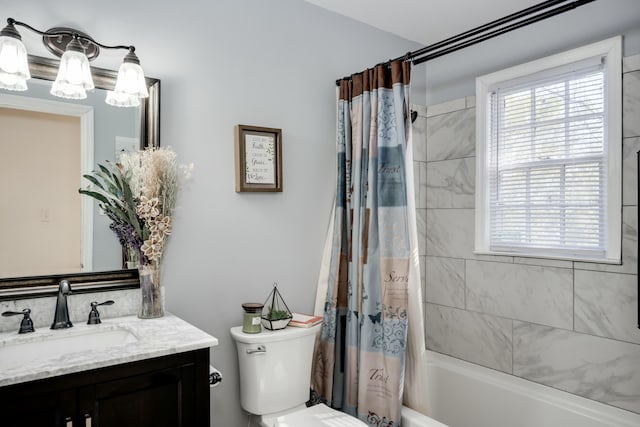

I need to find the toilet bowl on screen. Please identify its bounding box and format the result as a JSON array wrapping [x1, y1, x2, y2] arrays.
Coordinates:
[[268, 403, 368, 427], [230, 324, 367, 426]]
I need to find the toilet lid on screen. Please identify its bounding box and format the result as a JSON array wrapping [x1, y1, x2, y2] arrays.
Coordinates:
[[274, 404, 368, 427]]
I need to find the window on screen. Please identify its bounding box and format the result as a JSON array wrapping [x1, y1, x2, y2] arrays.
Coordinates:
[[475, 37, 622, 262]]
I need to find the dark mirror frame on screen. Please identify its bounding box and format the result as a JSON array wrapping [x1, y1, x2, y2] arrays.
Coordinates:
[[0, 55, 160, 301]]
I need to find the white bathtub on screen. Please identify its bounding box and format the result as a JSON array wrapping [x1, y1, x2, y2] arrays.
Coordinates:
[[402, 405, 448, 427], [404, 350, 640, 427]]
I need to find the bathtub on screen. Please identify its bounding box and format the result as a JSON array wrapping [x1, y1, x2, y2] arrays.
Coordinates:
[[402, 405, 447, 427], [402, 350, 640, 427]]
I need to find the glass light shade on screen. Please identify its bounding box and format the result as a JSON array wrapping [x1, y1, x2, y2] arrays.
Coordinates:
[[105, 90, 140, 107], [0, 35, 30, 91], [50, 79, 87, 99], [51, 48, 94, 99], [113, 61, 149, 98]]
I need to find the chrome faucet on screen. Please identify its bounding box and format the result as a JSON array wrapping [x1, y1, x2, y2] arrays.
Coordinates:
[[51, 279, 73, 329]]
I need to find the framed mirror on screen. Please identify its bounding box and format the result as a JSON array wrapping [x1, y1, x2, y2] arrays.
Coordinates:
[[0, 55, 160, 300]]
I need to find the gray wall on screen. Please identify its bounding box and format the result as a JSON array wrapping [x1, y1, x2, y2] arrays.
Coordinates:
[[412, 52, 640, 413], [423, 0, 640, 105], [0, 1, 422, 426]]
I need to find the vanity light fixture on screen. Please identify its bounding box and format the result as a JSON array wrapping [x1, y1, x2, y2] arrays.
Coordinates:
[[0, 18, 147, 107], [49, 34, 94, 100]]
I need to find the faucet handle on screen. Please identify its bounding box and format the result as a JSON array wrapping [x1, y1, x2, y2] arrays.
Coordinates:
[[87, 300, 115, 325], [2, 308, 35, 334]]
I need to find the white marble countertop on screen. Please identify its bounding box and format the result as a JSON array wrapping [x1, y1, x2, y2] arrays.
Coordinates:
[[0, 313, 218, 387]]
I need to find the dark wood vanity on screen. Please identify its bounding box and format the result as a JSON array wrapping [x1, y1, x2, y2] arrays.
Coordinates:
[[0, 348, 210, 427]]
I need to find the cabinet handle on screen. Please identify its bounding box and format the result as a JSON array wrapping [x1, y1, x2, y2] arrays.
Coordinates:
[[65, 417, 73, 427], [85, 414, 92, 427]]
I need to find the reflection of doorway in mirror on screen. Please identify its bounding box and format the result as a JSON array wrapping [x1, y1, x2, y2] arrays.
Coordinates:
[[0, 96, 94, 278]]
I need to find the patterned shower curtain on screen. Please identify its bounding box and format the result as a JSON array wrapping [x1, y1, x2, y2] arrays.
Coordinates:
[[312, 60, 412, 426]]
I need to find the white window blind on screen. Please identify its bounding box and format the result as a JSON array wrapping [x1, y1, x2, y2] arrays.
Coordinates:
[[488, 61, 608, 258], [476, 37, 621, 262]]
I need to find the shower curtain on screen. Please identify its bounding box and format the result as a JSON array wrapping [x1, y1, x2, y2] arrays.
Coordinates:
[[312, 60, 427, 426]]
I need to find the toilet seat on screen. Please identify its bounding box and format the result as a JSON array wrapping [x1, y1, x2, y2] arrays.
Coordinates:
[[271, 404, 368, 427]]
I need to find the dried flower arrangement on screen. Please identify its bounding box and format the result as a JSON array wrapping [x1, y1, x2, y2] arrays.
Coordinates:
[[79, 147, 193, 268]]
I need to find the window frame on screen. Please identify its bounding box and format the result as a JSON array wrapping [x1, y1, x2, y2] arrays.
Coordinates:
[[475, 36, 622, 263]]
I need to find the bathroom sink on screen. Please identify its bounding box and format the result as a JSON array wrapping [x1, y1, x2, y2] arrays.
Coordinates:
[[0, 327, 139, 371]]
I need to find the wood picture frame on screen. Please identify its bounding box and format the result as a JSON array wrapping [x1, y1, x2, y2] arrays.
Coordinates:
[[235, 124, 283, 192]]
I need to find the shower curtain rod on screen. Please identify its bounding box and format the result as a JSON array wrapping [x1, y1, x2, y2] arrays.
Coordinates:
[[335, 0, 596, 85]]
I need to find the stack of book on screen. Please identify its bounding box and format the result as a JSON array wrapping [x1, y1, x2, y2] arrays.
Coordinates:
[[289, 313, 323, 328]]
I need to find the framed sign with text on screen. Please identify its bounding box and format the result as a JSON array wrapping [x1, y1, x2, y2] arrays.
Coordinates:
[[234, 124, 283, 192]]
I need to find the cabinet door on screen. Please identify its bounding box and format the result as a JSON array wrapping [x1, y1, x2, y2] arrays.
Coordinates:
[[79, 363, 197, 427], [1, 387, 76, 427]]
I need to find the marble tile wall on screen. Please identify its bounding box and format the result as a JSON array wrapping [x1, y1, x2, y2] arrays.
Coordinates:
[[413, 53, 640, 414], [513, 322, 640, 414], [426, 303, 513, 373], [465, 260, 573, 329]]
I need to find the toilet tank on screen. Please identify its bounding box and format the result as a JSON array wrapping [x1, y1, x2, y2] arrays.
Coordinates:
[[230, 324, 321, 415]]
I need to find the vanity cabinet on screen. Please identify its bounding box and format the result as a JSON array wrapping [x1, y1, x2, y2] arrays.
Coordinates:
[[0, 348, 210, 427]]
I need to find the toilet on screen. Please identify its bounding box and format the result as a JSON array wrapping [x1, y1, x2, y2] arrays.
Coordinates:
[[231, 324, 368, 426]]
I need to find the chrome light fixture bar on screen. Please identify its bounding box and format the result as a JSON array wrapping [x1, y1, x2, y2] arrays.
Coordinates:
[[0, 18, 147, 107]]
